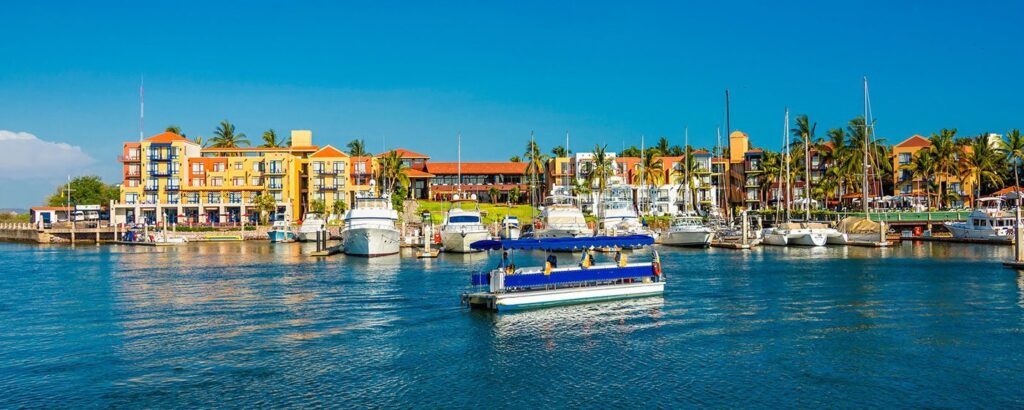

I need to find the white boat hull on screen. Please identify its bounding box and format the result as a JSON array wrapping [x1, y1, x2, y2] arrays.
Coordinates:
[[465, 281, 665, 311], [788, 232, 828, 246], [298, 231, 321, 242], [826, 230, 849, 245], [762, 232, 788, 246], [442, 230, 490, 253], [342, 227, 400, 257], [945, 222, 1012, 242], [533, 227, 593, 238], [662, 230, 712, 247], [500, 227, 521, 240]]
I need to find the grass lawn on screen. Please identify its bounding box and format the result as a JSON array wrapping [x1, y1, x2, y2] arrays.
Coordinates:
[[416, 200, 539, 225]]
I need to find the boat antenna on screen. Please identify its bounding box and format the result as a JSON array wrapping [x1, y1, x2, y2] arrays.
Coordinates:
[[724, 89, 731, 220], [684, 126, 691, 213], [784, 107, 791, 222], [457, 132, 462, 196]]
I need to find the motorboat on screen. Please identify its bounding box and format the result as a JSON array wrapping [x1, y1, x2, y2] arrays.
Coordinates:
[[440, 195, 490, 253], [297, 212, 326, 242], [527, 194, 592, 238], [341, 195, 401, 257], [267, 214, 297, 243], [598, 186, 655, 239], [462, 235, 664, 311], [662, 212, 713, 247], [944, 197, 1017, 242], [499, 215, 521, 240]]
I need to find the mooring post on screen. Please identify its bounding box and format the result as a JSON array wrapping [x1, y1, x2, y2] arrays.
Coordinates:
[[1016, 206, 1023, 262], [741, 210, 749, 247]]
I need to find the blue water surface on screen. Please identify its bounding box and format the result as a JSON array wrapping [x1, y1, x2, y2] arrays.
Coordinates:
[[0, 241, 1022, 408]]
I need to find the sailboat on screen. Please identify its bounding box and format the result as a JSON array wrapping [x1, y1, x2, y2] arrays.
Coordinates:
[[762, 109, 827, 247], [440, 133, 489, 253], [831, 76, 887, 244], [663, 128, 714, 247]]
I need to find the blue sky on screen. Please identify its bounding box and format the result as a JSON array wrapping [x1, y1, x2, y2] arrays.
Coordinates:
[[1, 0, 1022, 207]]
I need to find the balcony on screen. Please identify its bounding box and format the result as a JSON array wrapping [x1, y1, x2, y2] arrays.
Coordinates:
[[266, 166, 286, 175], [149, 169, 171, 177], [148, 155, 176, 162], [268, 184, 283, 190], [316, 168, 337, 175], [166, 184, 181, 191], [144, 185, 160, 192], [125, 170, 141, 177], [318, 185, 336, 191], [118, 154, 141, 162]]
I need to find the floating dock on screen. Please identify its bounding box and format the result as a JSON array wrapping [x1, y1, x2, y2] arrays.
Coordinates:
[[899, 236, 1011, 245], [310, 243, 343, 257]]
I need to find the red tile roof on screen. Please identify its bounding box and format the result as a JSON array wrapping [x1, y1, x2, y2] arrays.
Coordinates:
[[30, 206, 73, 211], [691, 149, 710, 155], [201, 146, 320, 152], [145, 132, 194, 144], [746, 148, 764, 153], [992, 186, 1024, 196], [427, 162, 529, 175], [310, 145, 348, 158], [896, 135, 931, 148], [379, 148, 430, 159], [404, 168, 434, 178]]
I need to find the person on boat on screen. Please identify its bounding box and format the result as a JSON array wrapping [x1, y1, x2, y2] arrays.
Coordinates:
[[546, 254, 558, 269], [614, 250, 627, 267], [579, 248, 594, 268]]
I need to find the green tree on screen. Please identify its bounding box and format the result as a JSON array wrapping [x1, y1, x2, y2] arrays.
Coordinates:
[[551, 146, 567, 157], [509, 155, 521, 162], [621, 146, 641, 157], [47, 176, 119, 207], [309, 199, 326, 215], [378, 150, 410, 198], [961, 134, 1004, 201], [488, 186, 500, 204], [193, 135, 207, 147], [903, 149, 937, 208], [509, 187, 522, 204], [640, 148, 665, 186], [165, 125, 186, 138], [261, 129, 287, 147], [927, 128, 958, 208], [523, 138, 549, 205], [332, 199, 348, 216], [210, 120, 249, 148], [587, 144, 614, 217], [347, 139, 368, 157], [253, 193, 277, 224], [998, 129, 1024, 199], [655, 137, 670, 156]]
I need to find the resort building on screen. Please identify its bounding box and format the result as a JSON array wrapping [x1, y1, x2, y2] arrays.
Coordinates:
[[112, 130, 366, 225], [425, 162, 531, 203], [892, 134, 974, 207]]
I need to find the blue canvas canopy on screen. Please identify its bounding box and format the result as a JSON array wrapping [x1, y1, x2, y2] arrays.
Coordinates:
[[470, 235, 654, 251]]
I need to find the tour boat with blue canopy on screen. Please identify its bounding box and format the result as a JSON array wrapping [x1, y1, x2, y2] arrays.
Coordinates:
[[461, 235, 665, 311]]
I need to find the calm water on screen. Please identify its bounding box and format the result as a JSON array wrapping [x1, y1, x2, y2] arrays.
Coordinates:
[[1, 241, 1023, 408]]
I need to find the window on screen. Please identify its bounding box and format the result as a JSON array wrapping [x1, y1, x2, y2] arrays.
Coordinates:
[[314, 178, 324, 189], [234, 162, 243, 170], [167, 193, 180, 204], [901, 185, 912, 194], [268, 176, 283, 189], [146, 193, 159, 203], [313, 161, 323, 172], [170, 163, 180, 175], [213, 163, 225, 172], [251, 177, 261, 186], [125, 193, 138, 204], [334, 162, 346, 173], [208, 193, 221, 204], [252, 161, 262, 172], [191, 178, 204, 187], [233, 177, 244, 187], [168, 178, 180, 189], [272, 191, 282, 201], [186, 193, 199, 204], [146, 180, 159, 190], [335, 178, 345, 189], [125, 179, 139, 187], [899, 153, 911, 165], [269, 161, 283, 173], [334, 192, 344, 202], [229, 192, 242, 204], [355, 162, 366, 173], [211, 177, 223, 187], [192, 163, 203, 173]]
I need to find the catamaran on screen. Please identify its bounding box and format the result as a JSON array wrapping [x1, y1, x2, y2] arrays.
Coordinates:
[[341, 195, 401, 256], [297, 212, 326, 242], [462, 235, 664, 311], [944, 197, 1017, 242], [761, 108, 828, 247], [440, 195, 490, 253]]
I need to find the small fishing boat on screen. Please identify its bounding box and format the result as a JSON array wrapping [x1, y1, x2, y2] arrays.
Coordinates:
[[461, 235, 665, 311], [662, 212, 713, 247], [267, 215, 297, 243]]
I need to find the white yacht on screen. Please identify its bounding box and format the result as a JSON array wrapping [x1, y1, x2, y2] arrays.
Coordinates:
[[499, 215, 521, 240], [662, 212, 713, 247], [440, 195, 490, 253], [945, 197, 1017, 242], [341, 195, 400, 257], [298, 212, 326, 242], [528, 194, 592, 238], [598, 185, 654, 238], [762, 222, 827, 247]]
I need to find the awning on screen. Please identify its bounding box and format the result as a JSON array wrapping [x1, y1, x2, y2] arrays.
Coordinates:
[[470, 235, 654, 251]]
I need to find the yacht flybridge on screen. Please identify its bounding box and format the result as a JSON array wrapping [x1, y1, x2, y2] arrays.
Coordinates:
[[526, 194, 592, 239]]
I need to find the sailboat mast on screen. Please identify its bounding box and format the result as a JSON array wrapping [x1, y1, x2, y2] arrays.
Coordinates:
[[805, 122, 811, 220], [684, 127, 690, 212], [724, 89, 732, 220], [784, 108, 791, 221], [457, 132, 462, 195], [717, 127, 725, 216], [862, 76, 871, 218], [640, 134, 646, 216]]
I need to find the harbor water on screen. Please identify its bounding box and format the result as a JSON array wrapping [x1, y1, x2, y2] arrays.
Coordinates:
[[1, 241, 1023, 407]]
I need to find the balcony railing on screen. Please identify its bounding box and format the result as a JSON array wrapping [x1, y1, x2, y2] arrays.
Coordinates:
[[316, 168, 337, 175], [266, 167, 286, 175], [148, 155, 177, 161], [118, 155, 141, 162], [144, 185, 160, 191], [125, 170, 141, 177], [149, 170, 171, 177], [268, 183, 283, 190], [166, 185, 181, 191]]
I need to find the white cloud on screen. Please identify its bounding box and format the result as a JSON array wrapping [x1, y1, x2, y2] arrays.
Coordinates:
[[0, 130, 98, 179]]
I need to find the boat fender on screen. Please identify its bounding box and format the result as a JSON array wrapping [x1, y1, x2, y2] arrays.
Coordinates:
[[535, 221, 543, 229], [433, 232, 441, 244]]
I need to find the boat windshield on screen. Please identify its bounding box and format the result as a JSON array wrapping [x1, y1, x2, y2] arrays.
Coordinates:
[[544, 195, 578, 207], [355, 198, 391, 209], [671, 217, 702, 227], [449, 215, 480, 224]]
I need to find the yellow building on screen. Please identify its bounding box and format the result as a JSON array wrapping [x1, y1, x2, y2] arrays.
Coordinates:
[[892, 134, 974, 207], [112, 130, 361, 225]]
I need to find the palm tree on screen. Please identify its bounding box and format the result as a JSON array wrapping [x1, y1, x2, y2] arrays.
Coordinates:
[[655, 137, 670, 156], [927, 128, 958, 208], [347, 139, 368, 157], [759, 151, 783, 211], [790, 114, 817, 203], [487, 186, 500, 204], [209, 120, 249, 148], [641, 148, 665, 186], [523, 138, 549, 205], [165, 125, 186, 137], [998, 129, 1024, 200], [962, 134, 1004, 201], [261, 129, 287, 147], [671, 146, 703, 208], [509, 155, 521, 162], [903, 149, 937, 208], [193, 136, 207, 147], [378, 151, 410, 196], [551, 146, 567, 157], [820, 128, 848, 206], [587, 144, 614, 219], [621, 146, 641, 157]]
